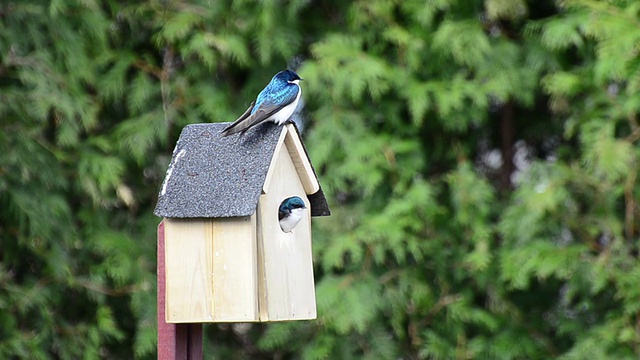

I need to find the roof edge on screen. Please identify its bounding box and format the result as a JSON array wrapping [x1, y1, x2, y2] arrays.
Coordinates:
[[262, 123, 320, 195]]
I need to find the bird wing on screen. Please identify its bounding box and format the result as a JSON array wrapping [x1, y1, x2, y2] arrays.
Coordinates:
[[221, 101, 255, 136], [222, 86, 299, 136], [278, 208, 288, 221], [238, 99, 292, 130]]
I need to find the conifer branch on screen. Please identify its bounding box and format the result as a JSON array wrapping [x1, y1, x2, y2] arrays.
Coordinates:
[[76, 279, 139, 296], [161, 45, 175, 145], [625, 114, 640, 143], [133, 60, 162, 79], [624, 163, 637, 240]]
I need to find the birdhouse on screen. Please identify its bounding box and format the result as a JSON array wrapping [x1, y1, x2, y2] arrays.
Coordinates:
[[154, 122, 330, 323]]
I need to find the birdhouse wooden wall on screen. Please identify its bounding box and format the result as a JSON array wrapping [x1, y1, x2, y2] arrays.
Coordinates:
[[164, 216, 259, 323], [256, 127, 318, 321], [156, 123, 329, 323]]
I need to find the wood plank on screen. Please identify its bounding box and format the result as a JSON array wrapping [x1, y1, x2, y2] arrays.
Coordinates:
[[262, 126, 288, 194], [164, 218, 214, 323], [257, 144, 317, 321], [256, 207, 269, 321], [284, 124, 320, 194], [158, 220, 182, 358], [158, 221, 203, 360], [186, 324, 203, 360], [164, 217, 259, 323], [210, 215, 259, 322]]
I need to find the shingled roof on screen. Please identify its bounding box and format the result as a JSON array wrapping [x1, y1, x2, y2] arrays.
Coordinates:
[[154, 122, 330, 219]]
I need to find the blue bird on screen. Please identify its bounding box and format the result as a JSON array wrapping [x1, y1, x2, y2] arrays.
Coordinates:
[[278, 196, 307, 233], [222, 69, 302, 136]]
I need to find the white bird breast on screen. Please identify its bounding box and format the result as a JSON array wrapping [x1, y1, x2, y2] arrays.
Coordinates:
[[279, 207, 305, 233], [270, 83, 301, 125]]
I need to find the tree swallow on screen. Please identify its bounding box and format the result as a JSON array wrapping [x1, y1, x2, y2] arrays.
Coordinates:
[[222, 69, 302, 136], [278, 196, 307, 233]]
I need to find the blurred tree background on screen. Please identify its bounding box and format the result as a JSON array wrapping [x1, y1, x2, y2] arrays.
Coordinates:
[[1, 0, 639, 358]]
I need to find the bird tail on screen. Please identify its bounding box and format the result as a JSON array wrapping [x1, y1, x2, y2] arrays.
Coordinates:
[[221, 101, 255, 137], [221, 123, 244, 136]]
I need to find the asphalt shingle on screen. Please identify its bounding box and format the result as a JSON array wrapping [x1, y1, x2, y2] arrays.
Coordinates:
[[154, 122, 330, 218]]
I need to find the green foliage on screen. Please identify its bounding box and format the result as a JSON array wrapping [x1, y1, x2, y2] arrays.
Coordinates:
[[1, 0, 639, 358]]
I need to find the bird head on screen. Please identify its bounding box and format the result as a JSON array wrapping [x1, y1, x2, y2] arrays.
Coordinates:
[[280, 196, 307, 212], [276, 69, 302, 84]]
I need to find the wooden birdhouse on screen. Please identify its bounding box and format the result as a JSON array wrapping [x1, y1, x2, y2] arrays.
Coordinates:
[[154, 122, 330, 323]]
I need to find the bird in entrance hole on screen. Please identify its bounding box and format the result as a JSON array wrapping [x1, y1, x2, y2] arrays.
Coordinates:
[[222, 69, 302, 136], [278, 196, 307, 233]]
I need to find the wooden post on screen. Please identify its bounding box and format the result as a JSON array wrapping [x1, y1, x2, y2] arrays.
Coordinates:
[[158, 220, 204, 360]]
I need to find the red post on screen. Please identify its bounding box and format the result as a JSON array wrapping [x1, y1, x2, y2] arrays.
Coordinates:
[[158, 220, 203, 360]]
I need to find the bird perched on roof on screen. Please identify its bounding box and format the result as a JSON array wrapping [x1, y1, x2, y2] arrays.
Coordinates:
[[278, 196, 307, 233], [222, 69, 302, 136]]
